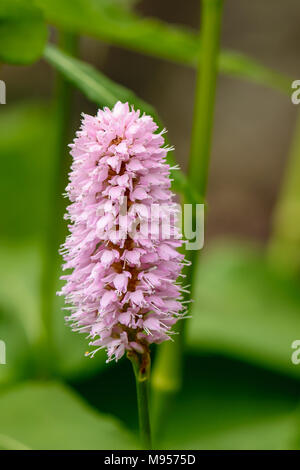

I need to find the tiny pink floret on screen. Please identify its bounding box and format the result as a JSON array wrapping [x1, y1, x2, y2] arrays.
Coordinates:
[[58, 102, 185, 362]]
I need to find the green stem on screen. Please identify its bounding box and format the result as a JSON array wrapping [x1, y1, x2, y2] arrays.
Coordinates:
[[188, 0, 223, 196], [268, 111, 300, 276], [151, 0, 223, 436], [128, 352, 152, 449], [39, 31, 78, 375]]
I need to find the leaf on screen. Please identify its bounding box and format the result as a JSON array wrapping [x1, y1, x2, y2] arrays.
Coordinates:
[[44, 44, 154, 113], [0, 245, 43, 347], [0, 242, 107, 383], [37, 0, 198, 63], [0, 304, 31, 387], [160, 355, 300, 450], [219, 50, 291, 94], [37, 0, 291, 94], [43, 44, 198, 203], [73, 353, 300, 450], [0, 382, 138, 449], [0, 0, 47, 65], [187, 241, 300, 379], [0, 434, 30, 450], [53, 274, 107, 380]]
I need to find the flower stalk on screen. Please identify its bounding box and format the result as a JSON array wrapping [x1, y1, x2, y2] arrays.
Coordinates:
[[151, 0, 223, 435], [128, 351, 152, 449]]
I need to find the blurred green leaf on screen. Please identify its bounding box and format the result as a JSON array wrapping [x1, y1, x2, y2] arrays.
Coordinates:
[[73, 353, 300, 450], [37, 0, 290, 93], [0, 244, 43, 347], [0, 305, 31, 387], [0, 242, 46, 387], [0, 381, 138, 449], [44, 44, 197, 203], [37, 0, 198, 63], [0, 242, 107, 383], [160, 355, 300, 450], [53, 273, 107, 380], [0, 0, 47, 65], [0, 434, 29, 450], [187, 241, 300, 379], [44, 43, 155, 113], [219, 51, 291, 94]]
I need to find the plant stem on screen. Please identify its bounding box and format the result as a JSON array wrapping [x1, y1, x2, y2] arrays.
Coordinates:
[[128, 352, 152, 449], [151, 0, 223, 436], [268, 110, 300, 276], [188, 0, 223, 196], [39, 31, 78, 375]]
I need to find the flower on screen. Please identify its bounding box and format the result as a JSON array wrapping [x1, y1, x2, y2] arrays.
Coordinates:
[[58, 102, 186, 362]]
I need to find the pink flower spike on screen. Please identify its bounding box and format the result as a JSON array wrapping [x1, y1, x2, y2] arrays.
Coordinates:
[[58, 101, 185, 362]]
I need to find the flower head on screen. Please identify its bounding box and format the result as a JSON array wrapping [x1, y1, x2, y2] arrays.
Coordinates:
[[59, 102, 186, 362]]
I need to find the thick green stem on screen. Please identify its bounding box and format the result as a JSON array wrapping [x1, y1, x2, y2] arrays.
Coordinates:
[[268, 111, 300, 276], [128, 352, 152, 449], [151, 0, 223, 436], [188, 0, 223, 196], [39, 32, 78, 374]]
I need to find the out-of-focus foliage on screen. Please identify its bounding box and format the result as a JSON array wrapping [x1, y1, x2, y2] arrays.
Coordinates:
[[70, 354, 300, 450], [44, 44, 197, 203], [160, 356, 300, 450], [0, 102, 53, 384], [0, 245, 41, 386], [53, 276, 107, 380], [36, 0, 290, 93], [0, 382, 138, 449], [187, 242, 300, 379], [37, 0, 198, 64], [0, 0, 47, 64], [44, 44, 155, 115], [0, 102, 53, 241]]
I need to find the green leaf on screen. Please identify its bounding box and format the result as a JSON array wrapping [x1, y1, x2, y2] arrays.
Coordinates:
[[37, 0, 198, 63], [0, 382, 138, 449], [219, 50, 291, 94], [0, 304, 31, 387], [0, 244, 43, 348], [53, 273, 107, 380], [0, 0, 47, 65], [44, 44, 155, 113], [37, 0, 291, 94], [187, 241, 300, 379], [0, 434, 30, 450], [0, 242, 107, 383], [160, 355, 300, 450], [43, 44, 198, 203]]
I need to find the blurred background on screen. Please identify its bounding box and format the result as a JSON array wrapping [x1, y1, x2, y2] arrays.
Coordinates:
[[3, 0, 300, 240], [0, 0, 300, 450]]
